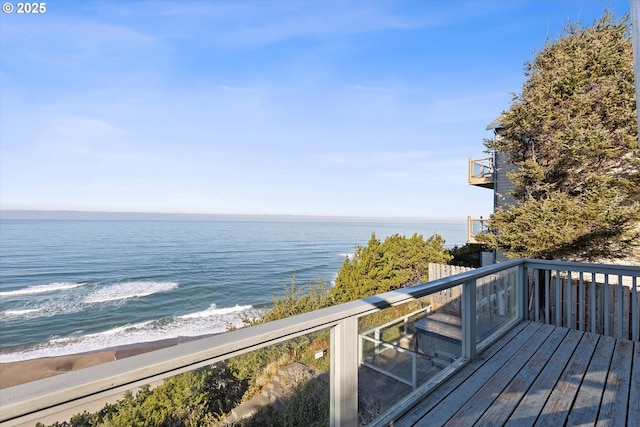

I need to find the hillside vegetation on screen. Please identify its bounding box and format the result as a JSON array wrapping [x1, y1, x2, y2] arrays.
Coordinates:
[[39, 232, 451, 427]]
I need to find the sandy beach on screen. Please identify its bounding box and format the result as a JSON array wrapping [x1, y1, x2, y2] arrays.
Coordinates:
[[0, 335, 214, 389]]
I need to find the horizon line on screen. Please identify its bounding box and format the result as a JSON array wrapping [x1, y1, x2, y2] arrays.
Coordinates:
[[0, 209, 466, 222]]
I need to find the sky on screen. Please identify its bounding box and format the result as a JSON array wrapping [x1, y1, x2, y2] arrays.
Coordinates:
[[0, 0, 632, 219]]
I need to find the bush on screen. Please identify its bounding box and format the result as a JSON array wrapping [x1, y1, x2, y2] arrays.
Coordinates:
[[448, 243, 487, 268], [332, 232, 452, 303], [38, 364, 246, 427]]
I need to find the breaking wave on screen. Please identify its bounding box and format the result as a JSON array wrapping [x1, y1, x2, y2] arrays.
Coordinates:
[[0, 282, 86, 297], [83, 281, 179, 304], [0, 303, 260, 362]]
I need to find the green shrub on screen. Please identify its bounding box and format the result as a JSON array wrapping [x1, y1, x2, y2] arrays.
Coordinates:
[[332, 233, 452, 303], [38, 365, 246, 427]]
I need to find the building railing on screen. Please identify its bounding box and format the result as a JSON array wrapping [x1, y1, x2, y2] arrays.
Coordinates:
[[468, 157, 494, 188], [1, 259, 638, 427], [467, 215, 489, 244]]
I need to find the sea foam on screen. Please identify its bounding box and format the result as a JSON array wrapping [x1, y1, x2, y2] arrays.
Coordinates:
[[0, 308, 44, 318], [83, 281, 178, 304], [0, 282, 86, 297], [0, 303, 260, 363]]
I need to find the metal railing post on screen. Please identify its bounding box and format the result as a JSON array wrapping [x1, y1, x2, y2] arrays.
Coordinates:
[[555, 271, 562, 327], [534, 269, 540, 322], [567, 271, 573, 330], [604, 274, 610, 336], [330, 317, 359, 427], [516, 262, 527, 321], [633, 276, 638, 341], [579, 272, 585, 331], [545, 270, 550, 324], [412, 353, 417, 390], [462, 280, 477, 359], [590, 272, 597, 334]]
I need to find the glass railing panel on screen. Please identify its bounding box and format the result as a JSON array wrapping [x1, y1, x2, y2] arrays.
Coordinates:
[[468, 218, 489, 235], [357, 290, 462, 424], [476, 266, 519, 344], [358, 297, 431, 423], [418, 284, 463, 366], [472, 163, 491, 178], [469, 157, 494, 179], [36, 330, 332, 426], [224, 329, 331, 426]]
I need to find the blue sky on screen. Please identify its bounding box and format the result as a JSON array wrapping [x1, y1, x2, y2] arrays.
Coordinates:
[[0, 0, 631, 218]]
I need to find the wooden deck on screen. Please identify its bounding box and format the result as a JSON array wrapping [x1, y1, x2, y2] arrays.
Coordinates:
[[393, 321, 639, 426]]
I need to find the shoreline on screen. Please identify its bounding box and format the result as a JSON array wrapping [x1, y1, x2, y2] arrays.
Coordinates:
[[0, 334, 218, 389]]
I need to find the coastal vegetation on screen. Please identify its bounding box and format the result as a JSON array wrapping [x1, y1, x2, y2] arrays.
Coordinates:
[[331, 232, 451, 303], [447, 243, 486, 268], [477, 11, 640, 261], [38, 232, 451, 427], [226, 279, 333, 400], [46, 365, 246, 427]]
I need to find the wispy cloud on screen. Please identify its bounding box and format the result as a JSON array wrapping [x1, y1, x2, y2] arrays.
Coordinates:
[[212, 4, 427, 46], [2, 18, 154, 54], [320, 150, 433, 165]]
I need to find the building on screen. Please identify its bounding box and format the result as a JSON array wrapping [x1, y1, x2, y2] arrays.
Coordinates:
[[467, 115, 520, 264]]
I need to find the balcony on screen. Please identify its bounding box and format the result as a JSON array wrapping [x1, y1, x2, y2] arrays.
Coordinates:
[[1, 259, 638, 426], [467, 215, 489, 244], [468, 157, 494, 189]]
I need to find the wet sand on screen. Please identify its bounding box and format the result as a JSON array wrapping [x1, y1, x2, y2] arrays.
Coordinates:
[[0, 335, 217, 389]]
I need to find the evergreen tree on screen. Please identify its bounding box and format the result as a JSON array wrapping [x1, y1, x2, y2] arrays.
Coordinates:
[[479, 11, 640, 261], [331, 232, 451, 303]]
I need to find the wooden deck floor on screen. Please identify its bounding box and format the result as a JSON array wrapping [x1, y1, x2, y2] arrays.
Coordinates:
[[392, 321, 639, 427]]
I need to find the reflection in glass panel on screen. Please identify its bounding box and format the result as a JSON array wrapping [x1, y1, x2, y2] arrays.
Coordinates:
[[54, 330, 332, 426], [358, 289, 462, 424], [476, 266, 518, 344], [224, 329, 331, 426]]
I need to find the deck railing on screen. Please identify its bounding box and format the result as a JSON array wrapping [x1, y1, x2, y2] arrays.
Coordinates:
[[360, 335, 419, 390], [1, 259, 638, 427], [468, 157, 494, 188], [467, 215, 489, 244], [523, 259, 639, 341], [359, 306, 431, 390]]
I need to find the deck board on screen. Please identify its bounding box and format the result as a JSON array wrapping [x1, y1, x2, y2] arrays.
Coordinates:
[[535, 331, 599, 427], [596, 339, 633, 427], [391, 321, 638, 427], [409, 322, 543, 426], [505, 329, 583, 427], [565, 334, 616, 427], [474, 326, 568, 426], [442, 323, 556, 427], [391, 321, 533, 427]]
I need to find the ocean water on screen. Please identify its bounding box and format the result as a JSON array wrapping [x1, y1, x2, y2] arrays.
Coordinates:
[[0, 218, 466, 362]]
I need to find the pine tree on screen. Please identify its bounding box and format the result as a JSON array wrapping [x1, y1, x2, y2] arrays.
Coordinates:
[[479, 11, 640, 261]]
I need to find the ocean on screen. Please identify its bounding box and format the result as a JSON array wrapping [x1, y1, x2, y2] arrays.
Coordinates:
[[0, 218, 466, 362]]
